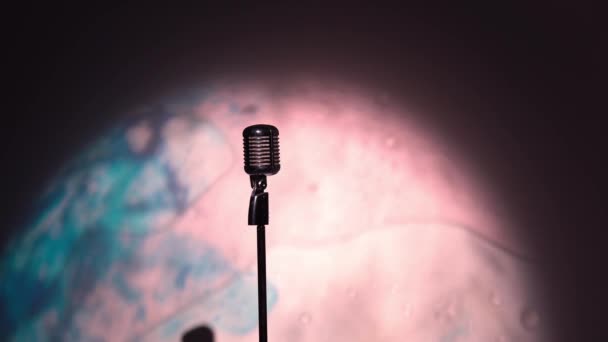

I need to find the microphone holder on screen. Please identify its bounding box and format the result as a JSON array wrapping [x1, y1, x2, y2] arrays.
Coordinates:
[[248, 174, 268, 225], [248, 174, 269, 342]]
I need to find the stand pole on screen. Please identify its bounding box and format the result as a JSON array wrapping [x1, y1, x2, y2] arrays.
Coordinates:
[[257, 224, 268, 342]]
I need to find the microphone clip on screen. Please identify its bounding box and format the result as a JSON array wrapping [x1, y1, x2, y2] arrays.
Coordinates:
[[248, 174, 268, 226]]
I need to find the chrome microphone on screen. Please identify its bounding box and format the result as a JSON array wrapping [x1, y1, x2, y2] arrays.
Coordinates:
[[243, 124, 280, 226], [243, 124, 280, 176]]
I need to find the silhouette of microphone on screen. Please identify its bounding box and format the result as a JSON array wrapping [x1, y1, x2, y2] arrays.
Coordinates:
[[243, 124, 280, 342]]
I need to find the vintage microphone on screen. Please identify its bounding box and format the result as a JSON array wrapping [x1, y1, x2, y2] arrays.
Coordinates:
[[243, 124, 280, 342]]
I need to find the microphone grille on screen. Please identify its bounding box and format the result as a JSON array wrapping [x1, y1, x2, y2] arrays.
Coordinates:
[[243, 124, 280, 175]]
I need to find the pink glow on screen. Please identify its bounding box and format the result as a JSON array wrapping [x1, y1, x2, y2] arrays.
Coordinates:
[[159, 76, 544, 341]]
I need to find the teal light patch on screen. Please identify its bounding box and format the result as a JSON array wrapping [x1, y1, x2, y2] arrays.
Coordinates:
[[175, 265, 191, 289], [112, 275, 141, 303], [161, 318, 184, 338], [134, 306, 146, 322], [138, 274, 279, 340], [0, 101, 270, 341], [147, 236, 236, 303], [208, 275, 279, 335]]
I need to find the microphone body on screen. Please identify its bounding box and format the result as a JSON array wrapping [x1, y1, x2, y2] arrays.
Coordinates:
[[243, 124, 280, 176], [243, 125, 280, 225]]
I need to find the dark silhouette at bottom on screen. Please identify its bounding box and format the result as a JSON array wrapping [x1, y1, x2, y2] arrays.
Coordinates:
[[182, 325, 214, 342]]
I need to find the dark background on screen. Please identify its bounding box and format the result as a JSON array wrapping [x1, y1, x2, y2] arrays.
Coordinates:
[[2, 4, 604, 341]]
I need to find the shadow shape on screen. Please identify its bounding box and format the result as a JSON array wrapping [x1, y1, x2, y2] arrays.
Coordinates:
[[182, 325, 214, 342]]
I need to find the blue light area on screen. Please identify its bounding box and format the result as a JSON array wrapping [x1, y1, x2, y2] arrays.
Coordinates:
[[145, 236, 236, 304], [112, 274, 142, 303], [161, 319, 183, 338], [175, 264, 192, 289], [210, 275, 279, 335], [134, 306, 146, 322], [144, 274, 278, 340], [0, 105, 278, 341]]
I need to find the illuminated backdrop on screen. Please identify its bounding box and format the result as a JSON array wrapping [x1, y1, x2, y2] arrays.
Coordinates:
[[1, 77, 544, 341]]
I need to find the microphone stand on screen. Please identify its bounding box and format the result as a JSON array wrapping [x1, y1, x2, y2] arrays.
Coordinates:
[[248, 174, 269, 342]]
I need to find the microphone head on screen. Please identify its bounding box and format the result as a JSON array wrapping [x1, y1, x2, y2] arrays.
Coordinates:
[[243, 124, 280, 176]]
